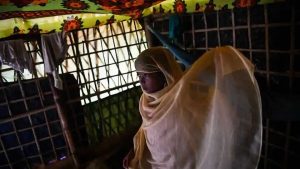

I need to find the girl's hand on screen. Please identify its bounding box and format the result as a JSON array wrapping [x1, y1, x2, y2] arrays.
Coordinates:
[[123, 149, 134, 169]]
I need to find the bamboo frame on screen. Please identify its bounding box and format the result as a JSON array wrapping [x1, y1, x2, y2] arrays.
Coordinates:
[[0, 20, 145, 169]]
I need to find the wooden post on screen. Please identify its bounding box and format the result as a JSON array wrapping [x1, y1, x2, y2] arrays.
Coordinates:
[[48, 75, 79, 168], [144, 17, 156, 47]]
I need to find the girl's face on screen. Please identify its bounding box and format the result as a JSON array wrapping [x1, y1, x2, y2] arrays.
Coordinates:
[[137, 71, 166, 93]]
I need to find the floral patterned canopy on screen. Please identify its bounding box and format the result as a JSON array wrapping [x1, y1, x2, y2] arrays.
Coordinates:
[[0, 0, 277, 39]]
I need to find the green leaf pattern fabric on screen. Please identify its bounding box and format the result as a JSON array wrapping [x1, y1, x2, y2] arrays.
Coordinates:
[[0, 0, 279, 39]]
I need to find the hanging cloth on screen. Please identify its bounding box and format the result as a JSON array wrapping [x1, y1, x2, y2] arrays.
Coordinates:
[[168, 14, 181, 43], [130, 46, 262, 169], [0, 39, 33, 73], [41, 32, 68, 89]]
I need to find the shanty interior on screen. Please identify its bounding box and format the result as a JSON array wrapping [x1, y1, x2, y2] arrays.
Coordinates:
[[0, 0, 299, 169]]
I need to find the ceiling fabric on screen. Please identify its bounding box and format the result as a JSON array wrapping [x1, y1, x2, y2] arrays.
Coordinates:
[[0, 0, 278, 39]]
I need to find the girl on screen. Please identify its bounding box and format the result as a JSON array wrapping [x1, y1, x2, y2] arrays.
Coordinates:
[[124, 46, 262, 169]]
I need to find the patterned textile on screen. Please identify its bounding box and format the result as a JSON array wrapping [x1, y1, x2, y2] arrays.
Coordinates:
[[0, 0, 280, 39]]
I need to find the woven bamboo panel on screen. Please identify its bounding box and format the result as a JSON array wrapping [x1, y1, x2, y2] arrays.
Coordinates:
[[0, 20, 145, 169]]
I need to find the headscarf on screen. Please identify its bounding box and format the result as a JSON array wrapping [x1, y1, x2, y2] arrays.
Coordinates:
[[134, 47, 183, 101], [130, 46, 262, 169]]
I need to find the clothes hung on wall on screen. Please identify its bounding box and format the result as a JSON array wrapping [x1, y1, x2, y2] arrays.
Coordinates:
[[41, 32, 69, 90], [0, 39, 33, 73]]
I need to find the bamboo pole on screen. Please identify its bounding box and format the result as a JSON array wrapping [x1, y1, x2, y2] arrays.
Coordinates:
[[48, 74, 79, 168]]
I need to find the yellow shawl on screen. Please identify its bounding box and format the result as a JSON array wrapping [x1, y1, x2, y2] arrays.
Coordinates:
[[130, 46, 262, 169]]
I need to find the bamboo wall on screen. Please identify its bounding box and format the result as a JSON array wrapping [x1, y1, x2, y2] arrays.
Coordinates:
[[0, 20, 145, 169]]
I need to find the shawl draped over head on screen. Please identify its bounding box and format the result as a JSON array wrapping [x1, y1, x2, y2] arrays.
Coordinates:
[[130, 46, 262, 169]]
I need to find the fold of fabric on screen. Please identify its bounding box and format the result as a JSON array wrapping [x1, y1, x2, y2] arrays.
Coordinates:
[[0, 39, 33, 73], [130, 46, 262, 169], [41, 32, 68, 89]]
